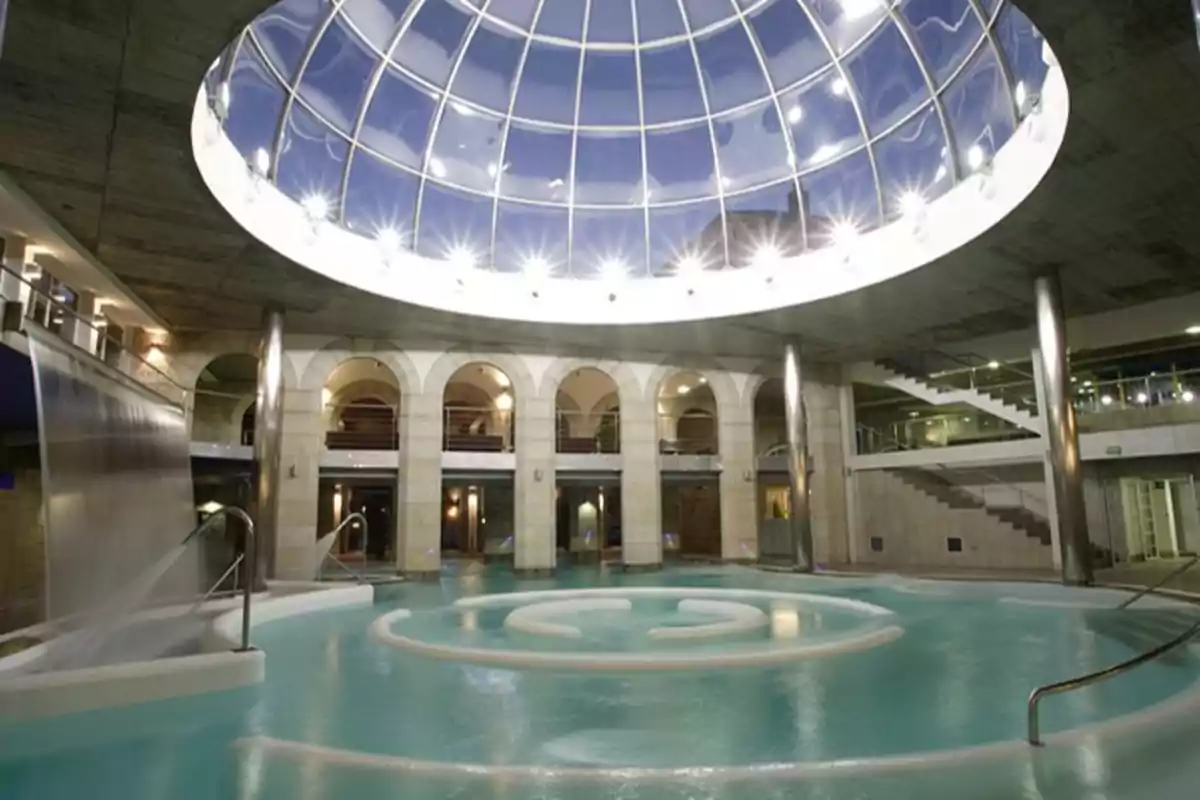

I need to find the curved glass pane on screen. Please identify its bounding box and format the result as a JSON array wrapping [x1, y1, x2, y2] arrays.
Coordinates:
[[225, 41, 288, 162], [226, 0, 1040, 279], [343, 148, 419, 239], [500, 122, 574, 203], [252, 0, 327, 80], [448, 19, 525, 113], [846, 20, 930, 136], [391, 0, 473, 85], [296, 16, 376, 133], [495, 203, 569, 274], [901, 0, 984, 89], [275, 105, 348, 208], [873, 102, 953, 220], [942, 42, 1015, 172], [359, 66, 437, 169]]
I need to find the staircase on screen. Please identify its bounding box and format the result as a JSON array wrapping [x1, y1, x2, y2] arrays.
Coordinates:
[[850, 361, 1042, 434], [893, 468, 1052, 546]]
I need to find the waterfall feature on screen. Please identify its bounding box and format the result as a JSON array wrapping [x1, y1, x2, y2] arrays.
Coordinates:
[[27, 326, 200, 668]]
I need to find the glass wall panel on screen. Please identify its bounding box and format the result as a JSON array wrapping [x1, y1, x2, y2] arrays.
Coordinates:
[[639, 43, 708, 125], [747, 0, 831, 90], [340, 0, 412, 53], [694, 21, 771, 112], [427, 104, 505, 192], [252, 0, 327, 80], [645, 121, 718, 203], [275, 105, 349, 208], [573, 131, 644, 205], [494, 203, 570, 275], [571, 209, 648, 278], [416, 182, 494, 264], [901, 0, 984, 89], [873, 102, 953, 221], [447, 19, 525, 112], [713, 100, 792, 193], [578, 50, 641, 126], [648, 200, 726, 275], [845, 20, 930, 136], [800, 148, 880, 245], [780, 68, 864, 169], [942, 43, 1015, 173], [513, 42, 581, 124], [499, 122, 574, 203], [343, 148, 419, 241], [225, 42, 288, 162], [359, 66, 438, 169], [297, 16, 377, 133], [391, 0, 472, 85]]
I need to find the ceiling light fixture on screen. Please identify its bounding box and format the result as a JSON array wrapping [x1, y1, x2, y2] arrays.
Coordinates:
[[967, 145, 987, 171], [600, 258, 627, 283], [1184, 390, 1196, 404], [495, 391, 513, 412], [678, 385, 691, 396], [677, 252, 704, 275], [376, 226, 404, 257], [830, 219, 859, 250], [787, 106, 803, 124], [445, 244, 477, 271], [751, 242, 783, 270], [897, 190, 926, 218], [523, 254, 551, 281], [1100, 395, 1113, 406], [1136, 392, 1149, 404], [301, 192, 331, 222], [1186, 325, 1200, 335], [830, 77, 849, 97], [987, 360, 1000, 370]]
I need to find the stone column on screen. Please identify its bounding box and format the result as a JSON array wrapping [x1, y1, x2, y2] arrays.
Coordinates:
[[621, 391, 662, 569], [60, 291, 98, 355], [805, 372, 850, 565], [253, 307, 285, 584], [396, 391, 442, 577], [274, 385, 321, 579], [514, 393, 556, 575], [718, 392, 758, 561], [1033, 272, 1093, 585], [1, 235, 29, 329], [783, 340, 814, 571]]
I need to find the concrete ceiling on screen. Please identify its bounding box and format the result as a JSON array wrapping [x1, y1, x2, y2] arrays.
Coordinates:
[[1, 0, 1198, 361]]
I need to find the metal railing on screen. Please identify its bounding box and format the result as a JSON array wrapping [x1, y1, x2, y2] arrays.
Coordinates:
[[855, 422, 1048, 519], [1, 261, 192, 408], [659, 413, 719, 455], [183, 505, 256, 651], [444, 405, 514, 452], [1072, 367, 1200, 416], [316, 512, 369, 584], [325, 400, 399, 451], [1027, 618, 1200, 745], [857, 414, 1032, 454], [556, 410, 620, 454], [1115, 555, 1200, 610]]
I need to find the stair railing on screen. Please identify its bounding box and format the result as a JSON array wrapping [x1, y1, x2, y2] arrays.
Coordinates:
[[1027, 618, 1200, 745], [882, 348, 1038, 412], [855, 423, 1049, 524], [1115, 555, 1200, 610]]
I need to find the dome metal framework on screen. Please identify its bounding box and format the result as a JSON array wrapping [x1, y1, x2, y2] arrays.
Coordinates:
[[206, 0, 1050, 281]]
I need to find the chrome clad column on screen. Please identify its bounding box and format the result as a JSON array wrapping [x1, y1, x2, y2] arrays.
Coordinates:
[[254, 306, 286, 586], [1034, 273, 1093, 585], [783, 339, 814, 572]]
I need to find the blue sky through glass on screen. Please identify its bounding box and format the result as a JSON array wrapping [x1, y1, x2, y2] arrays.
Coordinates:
[[214, 0, 1048, 279]]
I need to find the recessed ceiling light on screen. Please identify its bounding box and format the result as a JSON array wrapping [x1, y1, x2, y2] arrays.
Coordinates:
[[301, 193, 330, 221], [967, 145, 986, 171], [897, 190, 925, 218], [677, 253, 704, 274], [600, 258, 627, 282], [376, 226, 404, 254], [751, 243, 782, 270], [830, 219, 859, 249], [523, 254, 551, 280], [445, 244, 477, 271]]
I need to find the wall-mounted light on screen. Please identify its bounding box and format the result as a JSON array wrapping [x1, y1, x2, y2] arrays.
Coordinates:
[[495, 391, 513, 412]]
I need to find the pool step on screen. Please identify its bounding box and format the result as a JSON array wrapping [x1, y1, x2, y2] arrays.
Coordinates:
[[1085, 609, 1200, 666]]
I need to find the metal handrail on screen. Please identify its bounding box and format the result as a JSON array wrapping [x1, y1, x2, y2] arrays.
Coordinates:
[[1116, 555, 1200, 610], [185, 505, 257, 651], [187, 553, 245, 617], [1027, 618, 1200, 745], [855, 422, 1048, 518], [317, 512, 368, 584]]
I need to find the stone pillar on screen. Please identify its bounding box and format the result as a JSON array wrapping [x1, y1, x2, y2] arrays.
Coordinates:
[[1031, 348, 1063, 572], [718, 392, 758, 561], [514, 393, 556, 574], [783, 340, 814, 571], [274, 386, 321, 579], [1034, 272, 1092, 585], [621, 391, 662, 569], [805, 371, 850, 565], [253, 307, 285, 584], [60, 291, 98, 355], [1, 235, 29, 329], [396, 392, 442, 577]]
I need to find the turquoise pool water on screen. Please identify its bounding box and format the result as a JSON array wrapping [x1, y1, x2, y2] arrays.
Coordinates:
[[3, 566, 1200, 799]]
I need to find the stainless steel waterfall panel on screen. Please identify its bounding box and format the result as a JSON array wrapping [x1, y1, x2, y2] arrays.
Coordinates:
[[1034, 272, 1093, 586], [26, 325, 198, 624], [782, 340, 814, 572], [253, 306, 285, 584]]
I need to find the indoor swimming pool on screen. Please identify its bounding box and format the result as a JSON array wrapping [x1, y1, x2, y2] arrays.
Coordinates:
[[3, 566, 1200, 799]]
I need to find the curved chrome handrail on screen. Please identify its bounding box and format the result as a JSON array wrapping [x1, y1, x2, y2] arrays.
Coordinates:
[[1027, 618, 1200, 745], [1116, 555, 1200, 610], [316, 512, 369, 584], [187, 505, 257, 651]]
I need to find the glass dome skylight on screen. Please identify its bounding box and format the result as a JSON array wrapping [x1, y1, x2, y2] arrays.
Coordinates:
[[196, 0, 1063, 322]]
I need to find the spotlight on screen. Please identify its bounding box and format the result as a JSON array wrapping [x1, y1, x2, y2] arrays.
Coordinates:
[[1184, 390, 1196, 404], [678, 385, 691, 396], [751, 243, 782, 270], [523, 254, 551, 280], [830, 219, 858, 249], [600, 258, 627, 283], [1100, 395, 1113, 406], [987, 360, 1000, 370], [252, 148, 271, 176], [301, 192, 331, 222], [1136, 392, 1149, 404], [445, 244, 477, 271], [967, 145, 986, 171], [897, 190, 925, 218], [1186, 325, 1200, 335], [376, 226, 404, 257]]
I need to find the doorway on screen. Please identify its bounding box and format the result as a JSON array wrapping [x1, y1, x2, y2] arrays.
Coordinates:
[[662, 476, 721, 558], [757, 478, 792, 564], [317, 477, 395, 566], [442, 475, 515, 560], [556, 475, 622, 564], [1120, 476, 1200, 560]]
